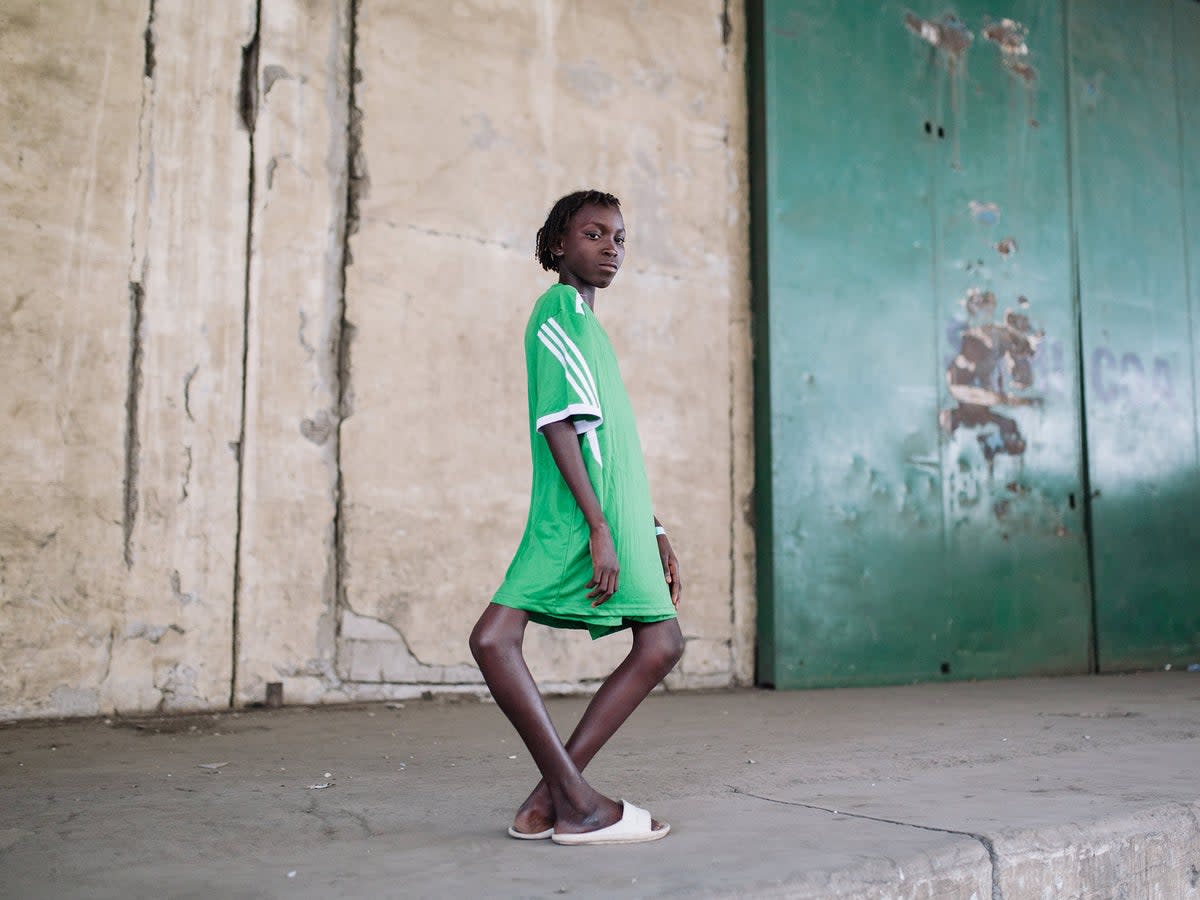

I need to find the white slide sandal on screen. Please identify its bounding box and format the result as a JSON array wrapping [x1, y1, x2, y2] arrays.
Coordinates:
[[507, 826, 554, 840], [551, 800, 670, 846]]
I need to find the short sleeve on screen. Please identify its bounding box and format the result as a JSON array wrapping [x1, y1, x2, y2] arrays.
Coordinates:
[[532, 294, 603, 436]]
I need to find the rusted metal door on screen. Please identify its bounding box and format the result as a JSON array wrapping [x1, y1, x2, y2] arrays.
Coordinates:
[[750, 1, 1093, 687], [1067, 0, 1200, 670]]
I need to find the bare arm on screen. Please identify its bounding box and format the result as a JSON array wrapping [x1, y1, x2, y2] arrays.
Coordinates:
[[653, 516, 682, 607], [541, 419, 619, 606]]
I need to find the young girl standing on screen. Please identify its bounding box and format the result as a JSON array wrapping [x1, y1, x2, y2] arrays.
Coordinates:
[[469, 190, 683, 846]]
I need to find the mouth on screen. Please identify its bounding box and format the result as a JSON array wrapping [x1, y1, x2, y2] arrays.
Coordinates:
[[599, 263, 619, 272]]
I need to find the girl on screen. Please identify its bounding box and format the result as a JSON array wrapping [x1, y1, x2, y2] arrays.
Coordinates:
[[469, 190, 684, 846]]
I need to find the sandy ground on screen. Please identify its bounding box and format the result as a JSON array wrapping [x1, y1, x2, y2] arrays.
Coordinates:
[[2, 673, 1199, 898]]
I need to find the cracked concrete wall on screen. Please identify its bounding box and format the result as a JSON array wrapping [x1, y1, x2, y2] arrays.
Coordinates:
[[231, 2, 351, 706], [1, 0, 254, 718], [112, 0, 255, 714], [0, 1, 146, 718], [1, 0, 753, 719], [340, 0, 753, 693]]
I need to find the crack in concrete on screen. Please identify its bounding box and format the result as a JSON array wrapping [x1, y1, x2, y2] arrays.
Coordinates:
[[99, 628, 115, 686], [124, 1, 158, 570], [142, 0, 156, 78], [182, 365, 198, 422], [343, 0, 366, 265], [238, 10, 261, 133], [332, 0, 362, 653], [125, 622, 185, 644], [729, 786, 1004, 900], [122, 281, 144, 569], [340, 604, 446, 673], [179, 444, 192, 501], [230, 0, 264, 707], [297, 309, 315, 356], [170, 569, 198, 605]]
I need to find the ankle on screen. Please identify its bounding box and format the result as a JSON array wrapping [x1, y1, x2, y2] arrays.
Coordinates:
[[548, 781, 595, 818]]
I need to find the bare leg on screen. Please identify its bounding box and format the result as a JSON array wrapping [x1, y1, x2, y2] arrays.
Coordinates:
[[469, 603, 622, 834], [510, 617, 684, 835]]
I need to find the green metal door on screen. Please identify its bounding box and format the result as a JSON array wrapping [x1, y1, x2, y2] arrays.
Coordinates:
[[933, 1, 1092, 677], [751, 1, 1092, 687], [1067, 0, 1200, 670]]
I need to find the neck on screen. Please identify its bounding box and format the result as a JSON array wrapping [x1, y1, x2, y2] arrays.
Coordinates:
[[558, 274, 596, 309]]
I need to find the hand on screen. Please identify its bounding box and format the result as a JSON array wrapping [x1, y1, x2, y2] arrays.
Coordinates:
[[657, 533, 682, 607], [587, 524, 619, 606]]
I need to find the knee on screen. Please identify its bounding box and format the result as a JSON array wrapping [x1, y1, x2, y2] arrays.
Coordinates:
[[469, 618, 517, 666], [640, 624, 684, 676], [662, 628, 685, 670]]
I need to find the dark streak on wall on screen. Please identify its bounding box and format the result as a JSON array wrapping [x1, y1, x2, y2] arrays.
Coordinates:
[[230, 0, 264, 705], [142, 0, 156, 79], [123, 280, 144, 568], [334, 0, 364, 640]]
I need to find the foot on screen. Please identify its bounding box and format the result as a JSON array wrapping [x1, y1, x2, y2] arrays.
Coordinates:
[[514, 784, 665, 836], [510, 792, 554, 837], [551, 791, 624, 836]]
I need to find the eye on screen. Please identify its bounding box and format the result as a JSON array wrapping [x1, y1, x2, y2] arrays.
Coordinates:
[[584, 231, 600, 239], [615, 235, 626, 245]]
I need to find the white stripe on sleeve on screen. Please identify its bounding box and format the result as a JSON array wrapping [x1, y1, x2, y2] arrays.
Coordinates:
[[545, 317, 600, 408], [537, 328, 596, 409]]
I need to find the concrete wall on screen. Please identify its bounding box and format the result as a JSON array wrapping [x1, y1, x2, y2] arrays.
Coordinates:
[[0, 0, 753, 719]]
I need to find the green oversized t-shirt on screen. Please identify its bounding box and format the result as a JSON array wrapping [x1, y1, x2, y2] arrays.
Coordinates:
[[492, 284, 676, 638]]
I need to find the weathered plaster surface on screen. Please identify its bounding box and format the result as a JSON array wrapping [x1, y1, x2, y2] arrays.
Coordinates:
[[1, 0, 753, 718], [108, 1, 256, 713], [0, 1, 148, 718]]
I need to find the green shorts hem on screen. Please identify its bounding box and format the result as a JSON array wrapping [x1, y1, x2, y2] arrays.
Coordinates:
[[491, 596, 676, 640]]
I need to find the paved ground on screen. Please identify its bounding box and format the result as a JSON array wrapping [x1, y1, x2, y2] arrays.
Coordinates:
[[1, 673, 1199, 898]]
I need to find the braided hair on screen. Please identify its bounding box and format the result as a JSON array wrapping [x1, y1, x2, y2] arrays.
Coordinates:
[[535, 190, 621, 272]]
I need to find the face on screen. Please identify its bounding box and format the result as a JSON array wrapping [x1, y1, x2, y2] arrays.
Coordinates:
[[554, 203, 626, 289]]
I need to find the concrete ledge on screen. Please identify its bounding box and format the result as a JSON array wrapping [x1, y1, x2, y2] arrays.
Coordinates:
[[996, 802, 1200, 899]]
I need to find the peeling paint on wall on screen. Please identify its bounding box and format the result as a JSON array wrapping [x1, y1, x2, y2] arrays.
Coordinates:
[[982, 18, 1028, 56], [906, 11, 1043, 172], [994, 237, 1018, 258], [904, 11, 973, 167], [941, 300, 1044, 463], [983, 18, 1037, 84], [969, 200, 1000, 225], [904, 11, 973, 57]]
